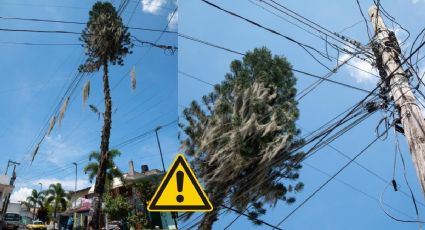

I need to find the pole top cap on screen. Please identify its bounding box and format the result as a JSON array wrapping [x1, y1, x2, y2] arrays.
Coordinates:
[[368, 5, 378, 18]]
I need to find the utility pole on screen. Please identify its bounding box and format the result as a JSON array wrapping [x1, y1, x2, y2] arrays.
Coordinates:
[[154, 126, 178, 229], [369, 6, 425, 195], [1, 160, 19, 216], [72, 162, 77, 229], [4, 160, 19, 176], [154, 126, 166, 173]]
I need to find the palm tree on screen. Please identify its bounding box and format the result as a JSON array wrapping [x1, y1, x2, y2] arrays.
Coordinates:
[[180, 48, 305, 229], [79, 2, 132, 228], [45, 183, 70, 229], [83, 149, 123, 188], [26, 189, 45, 220], [21, 201, 32, 212]]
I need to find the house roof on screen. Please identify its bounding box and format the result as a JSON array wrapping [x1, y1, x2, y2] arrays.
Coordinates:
[[87, 167, 164, 194]]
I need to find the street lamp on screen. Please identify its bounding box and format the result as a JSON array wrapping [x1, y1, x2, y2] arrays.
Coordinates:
[[72, 162, 77, 229], [154, 126, 166, 172], [154, 126, 178, 228]]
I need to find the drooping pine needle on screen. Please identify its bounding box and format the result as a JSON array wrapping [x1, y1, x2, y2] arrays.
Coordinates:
[[89, 104, 101, 120], [47, 116, 56, 136], [31, 142, 40, 163], [58, 96, 70, 127], [131, 65, 136, 91], [83, 80, 91, 105]]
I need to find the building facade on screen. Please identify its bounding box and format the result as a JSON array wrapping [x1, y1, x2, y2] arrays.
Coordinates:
[[67, 161, 176, 230]]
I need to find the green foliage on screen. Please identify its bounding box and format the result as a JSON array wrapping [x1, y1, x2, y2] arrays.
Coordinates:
[[133, 180, 157, 205], [45, 183, 70, 228], [36, 207, 49, 223], [180, 47, 305, 226], [83, 149, 123, 187], [132, 180, 158, 228], [45, 183, 70, 213], [127, 213, 149, 228], [79, 1, 132, 72], [26, 189, 45, 219], [103, 193, 132, 221], [26, 189, 45, 208]]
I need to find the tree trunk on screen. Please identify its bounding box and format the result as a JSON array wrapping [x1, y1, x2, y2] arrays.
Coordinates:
[[198, 193, 225, 230], [143, 201, 153, 229], [33, 202, 36, 220], [53, 207, 57, 230], [92, 59, 112, 230], [199, 209, 219, 230]]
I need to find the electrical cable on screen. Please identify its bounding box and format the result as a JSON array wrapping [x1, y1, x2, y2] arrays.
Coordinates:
[[274, 133, 384, 227], [200, 0, 333, 71]]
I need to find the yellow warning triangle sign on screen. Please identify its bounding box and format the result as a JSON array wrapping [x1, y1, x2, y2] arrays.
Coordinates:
[[148, 154, 213, 212]]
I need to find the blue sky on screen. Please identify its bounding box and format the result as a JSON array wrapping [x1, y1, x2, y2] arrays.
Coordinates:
[[179, 0, 425, 229], [0, 0, 178, 203]]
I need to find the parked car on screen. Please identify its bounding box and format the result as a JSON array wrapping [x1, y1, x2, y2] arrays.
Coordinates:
[[26, 220, 47, 230], [2, 212, 20, 230], [101, 221, 122, 230]]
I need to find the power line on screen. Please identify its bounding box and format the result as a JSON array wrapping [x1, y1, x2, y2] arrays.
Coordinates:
[[305, 162, 416, 220], [0, 41, 80, 46], [0, 28, 81, 34], [261, 0, 373, 57], [178, 33, 244, 55], [179, 68, 373, 95], [223, 118, 424, 228], [0, 15, 177, 34], [16, 119, 177, 185], [274, 134, 383, 227], [355, 0, 372, 40], [199, 0, 333, 71], [221, 204, 284, 230], [292, 68, 373, 94], [178, 71, 214, 86]]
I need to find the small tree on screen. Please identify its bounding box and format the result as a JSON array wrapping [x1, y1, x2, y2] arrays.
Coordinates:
[[37, 206, 50, 223], [83, 149, 124, 189], [103, 193, 132, 225], [133, 180, 158, 228], [45, 183, 70, 229], [79, 2, 132, 228], [26, 189, 45, 220], [180, 47, 305, 229]]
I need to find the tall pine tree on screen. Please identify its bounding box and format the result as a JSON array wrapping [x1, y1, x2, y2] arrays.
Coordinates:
[[79, 2, 132, 228], [180, 47, 305, 229]]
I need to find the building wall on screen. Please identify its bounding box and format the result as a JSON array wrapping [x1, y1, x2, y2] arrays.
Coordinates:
[[6, 202, 33, 225], [0, 175, 13, 212]]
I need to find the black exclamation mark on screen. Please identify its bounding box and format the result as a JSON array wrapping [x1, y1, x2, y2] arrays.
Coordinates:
[[176, 171, 184, 203]]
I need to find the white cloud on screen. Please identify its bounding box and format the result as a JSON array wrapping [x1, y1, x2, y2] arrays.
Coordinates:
[[167, 10, 178, 30], [339, 52, 379, 85], [10, 178, 91, 202], [33, 178, 91, 191], [394, 25, 410, 52], [141, 0, 166, 14], [43, 134, 87, 165], [10, 187, 32, 203]]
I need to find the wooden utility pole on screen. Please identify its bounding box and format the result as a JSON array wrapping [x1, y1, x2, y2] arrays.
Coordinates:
[[369, 6, 425, 195], [1, 160, 19, 216]]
